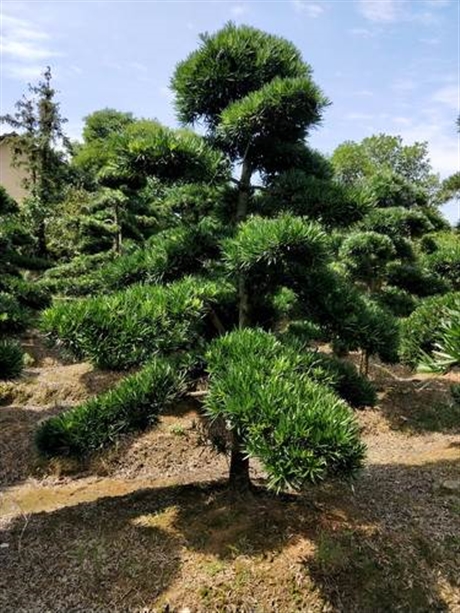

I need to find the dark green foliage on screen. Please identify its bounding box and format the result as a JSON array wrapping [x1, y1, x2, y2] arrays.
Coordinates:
[[205, 329, 365, 491], [374, 286, 417, 317], [0, 339, 24, 379], [40, 252, 117, 296], [259, 171, 368, 228], [36, 357, 187, 457], [418, 308, 460, 373], [400, 292, 460, 367], [278, 339, 377, 408], [362, 172, 428, 209], [41, 276, 236, 369], [0, 276, 50, 310], [102, 120, 229, 188], [339, 231, 396, 288], [223, 213, 327, 277], [215, 77, 329, 162], [0, 185, 19, 215], [92, 218, 225, 292], [422, 232, 460, 290], [387, 262, 448, 297], [172, 22, 310, 128], [261, 144, 334, 179], [82, 108, 135, 143], [0, 293, 29, 333], [450, 383, 460, 405], [304, 352, 377, 408], [361, 207, 433, 239], [298, 268, 400, 364]]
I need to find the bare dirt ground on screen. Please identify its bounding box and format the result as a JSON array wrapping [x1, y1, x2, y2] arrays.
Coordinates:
[[0, 331, 459, 612]]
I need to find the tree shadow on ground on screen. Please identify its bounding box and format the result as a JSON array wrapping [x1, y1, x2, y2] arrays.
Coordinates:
[[376, 376, 460, 434], [0, 404, 64, 488], [1, 458, 458, 611]]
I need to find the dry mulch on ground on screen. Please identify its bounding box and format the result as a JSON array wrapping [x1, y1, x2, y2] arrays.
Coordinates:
[[0, 333, 459, 612]]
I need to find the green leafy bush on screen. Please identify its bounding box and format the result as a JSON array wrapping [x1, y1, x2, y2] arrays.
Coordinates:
[[0, 275, 50, 310], [418, 309, 460, 373], [259, 170, 368, 228], [205, 329, 365, 491], [374, 286, 418, 317], [0, 339, 24, 379], [361, 207, 433, 239], [36, 357, 187, 456], [339, 231, 396, 288], [0, 292, 29, 333], [422, 232, 460, 290], [223, 213, 327, 276], [387, 262, 448, 297], [93, 218, 224, 292], [400, 292, 460, 367], [41, 276, 236, 369]]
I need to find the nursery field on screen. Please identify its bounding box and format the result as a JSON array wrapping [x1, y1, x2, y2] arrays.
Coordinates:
[[0, 332, 459, 613]]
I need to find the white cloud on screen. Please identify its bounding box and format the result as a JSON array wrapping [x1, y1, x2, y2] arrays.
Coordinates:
[[420, 37, 440, 45], [345, 112, 374, 120], [2, 63, 44, 81], [230, 4, 249, 17], [291, 0, 325, 18], [354, 89, 374, 97], [0, 12, 60, 81], [432, 85, 458, 110], [349, 27, 376, 37], [392, 116, 413, 126], [424, 0, 451, 7], [357, 0, 400, 22], [391, 78, 417, 92]]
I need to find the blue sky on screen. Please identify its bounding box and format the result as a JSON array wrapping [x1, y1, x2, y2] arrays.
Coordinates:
[[1, 0, 459, 220]]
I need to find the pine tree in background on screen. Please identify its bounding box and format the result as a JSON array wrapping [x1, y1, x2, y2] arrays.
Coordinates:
[[0, 67, 71, 258]]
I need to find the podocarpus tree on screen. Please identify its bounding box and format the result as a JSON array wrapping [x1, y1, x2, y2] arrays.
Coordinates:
[[0, 67, 71, 258], [38, 23, 396, 492]]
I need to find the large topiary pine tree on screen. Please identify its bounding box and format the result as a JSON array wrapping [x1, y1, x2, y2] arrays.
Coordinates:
[[38, 23, 399, 492]]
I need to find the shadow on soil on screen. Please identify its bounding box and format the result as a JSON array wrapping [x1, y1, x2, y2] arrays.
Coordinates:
[[1, 458, 459, 612], [377, 377, 460, 434]]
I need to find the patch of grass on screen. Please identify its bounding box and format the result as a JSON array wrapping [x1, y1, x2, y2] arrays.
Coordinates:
[[202, 559, 227, 577], [169, 423, 186, 436]]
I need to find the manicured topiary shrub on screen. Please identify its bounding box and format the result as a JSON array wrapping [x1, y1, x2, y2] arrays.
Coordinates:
[[41, 276, 236, 369], [0, 339, 24, 379], [205, 329, 365, 491], [36, 356, 188, 456], [375, 286, 418, 318], [387, 262, 448, 297]]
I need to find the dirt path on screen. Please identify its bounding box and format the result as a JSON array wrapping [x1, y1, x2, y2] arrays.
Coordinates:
[[0, 333, 459, 612]]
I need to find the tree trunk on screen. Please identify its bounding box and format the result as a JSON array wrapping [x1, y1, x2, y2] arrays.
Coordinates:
[[236, 159, 252, 329], [36, 218, 47, 258], [229, 430, 251, 490], [229, 158, 253, 491], [114, 203, 122, 254]]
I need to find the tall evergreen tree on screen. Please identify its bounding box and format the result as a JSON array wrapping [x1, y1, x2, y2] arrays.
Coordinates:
[[1, 67, 70, 257]]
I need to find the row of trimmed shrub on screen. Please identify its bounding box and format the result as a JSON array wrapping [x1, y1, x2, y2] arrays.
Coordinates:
[[41, 275, 236, 369], [36, 356, 190, 456]]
